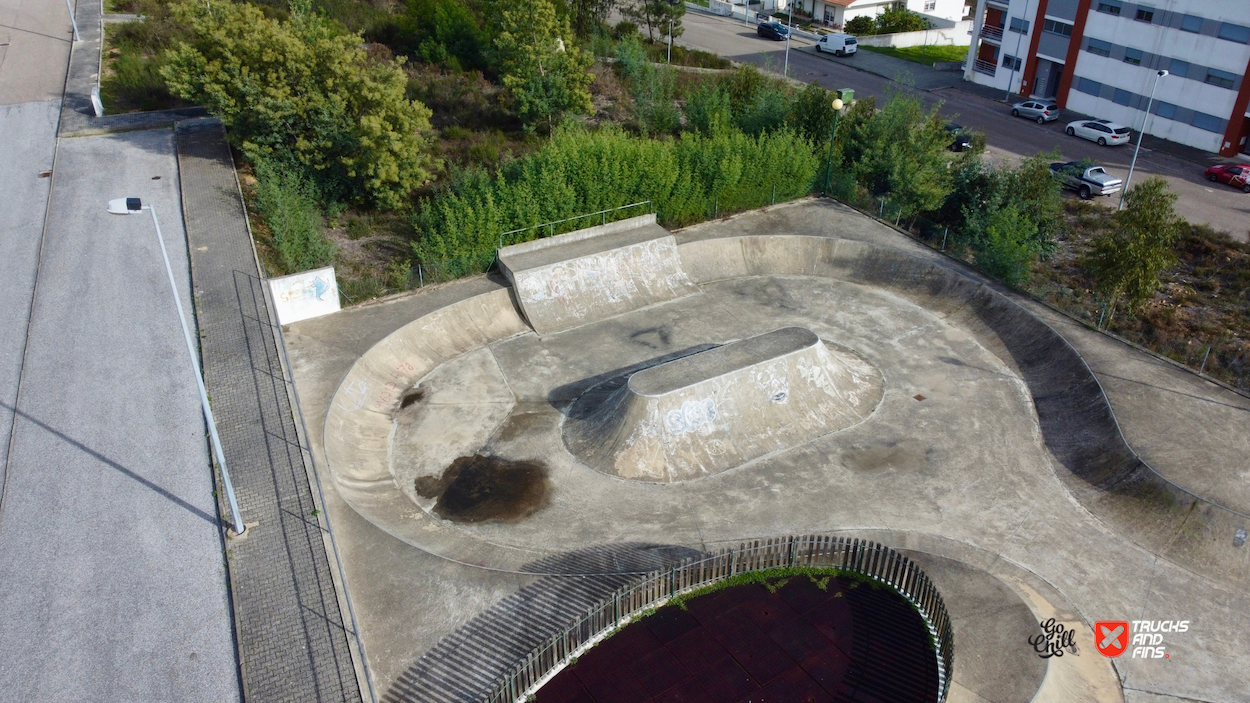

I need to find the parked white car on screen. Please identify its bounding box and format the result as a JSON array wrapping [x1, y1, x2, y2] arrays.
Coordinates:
[[815, 33, 858, 57], [1065, 119, 1132, 146]]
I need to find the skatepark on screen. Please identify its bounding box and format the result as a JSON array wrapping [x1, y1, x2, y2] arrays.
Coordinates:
[[282, 198, 1250, 703]]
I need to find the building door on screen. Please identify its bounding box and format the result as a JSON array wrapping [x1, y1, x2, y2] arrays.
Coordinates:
[[1032, 59, 1063, 99]]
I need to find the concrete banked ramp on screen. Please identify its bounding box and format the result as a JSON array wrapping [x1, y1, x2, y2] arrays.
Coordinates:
[[564, 327, 883, 482], [497, 214, 697, 335]]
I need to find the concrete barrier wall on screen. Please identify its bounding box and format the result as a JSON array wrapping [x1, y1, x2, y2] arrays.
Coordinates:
[[856, 23, 973, 48]]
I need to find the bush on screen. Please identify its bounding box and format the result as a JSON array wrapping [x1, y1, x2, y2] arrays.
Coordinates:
[[845, 16, 875, 36], [838, 93, 952, 219], [684, 83, 733, 136], [412, 125, 820, 265], [392, 0, 485, 71], [162, 0, 435, 209], [252, 161, 336, 274], [875, 7, 929, 34]]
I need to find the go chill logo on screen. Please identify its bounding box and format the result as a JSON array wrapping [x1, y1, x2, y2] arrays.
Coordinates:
[[1096, 620, 1189, 659]]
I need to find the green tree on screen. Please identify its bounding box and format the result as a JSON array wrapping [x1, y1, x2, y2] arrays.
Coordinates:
[[839, 93, 953, 219], [1003, 152, 1064, 251], [845, 16, 875, 35], [684, 82, 732, 136], [875, 7, 929, 34], [623, 0, 685, 43], [162, 0, 434, 209], [1085, 177, 1186, 323], [569, 0, 618, 38], [493, 0, 594, 130], [967, 203, 1037, 285], [787, 82, 838, 146], [397, 0, 485, 71]]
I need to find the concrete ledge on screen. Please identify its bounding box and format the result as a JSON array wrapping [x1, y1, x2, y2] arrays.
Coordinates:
[[497, 214, 698, 335], [565, 327, 884, 482]]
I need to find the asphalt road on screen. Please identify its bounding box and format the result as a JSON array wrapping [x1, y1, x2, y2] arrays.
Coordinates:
[[676, 11, 1250, 240]]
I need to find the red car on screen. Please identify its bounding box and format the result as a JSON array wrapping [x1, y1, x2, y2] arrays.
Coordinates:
[[1205, 164, 1250, 192]]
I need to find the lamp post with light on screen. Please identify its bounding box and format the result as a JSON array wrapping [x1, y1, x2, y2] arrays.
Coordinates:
[[107, 197, 246, 536], [823, 96, 845, 196], [1120, 69, 1169, 211]]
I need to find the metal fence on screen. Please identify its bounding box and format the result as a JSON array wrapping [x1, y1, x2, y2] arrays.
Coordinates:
[[482, 535, 954, 703]]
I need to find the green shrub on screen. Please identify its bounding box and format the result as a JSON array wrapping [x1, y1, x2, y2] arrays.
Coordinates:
[[162, 0, 435, 209], [684, 83, 733, 136], [253, 161, 336, 274], [412, 125, 819, 266], [845, 16, 875, 36]]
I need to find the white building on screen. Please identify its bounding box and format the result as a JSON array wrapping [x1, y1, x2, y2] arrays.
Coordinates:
[[965, 0, 1250, 155]]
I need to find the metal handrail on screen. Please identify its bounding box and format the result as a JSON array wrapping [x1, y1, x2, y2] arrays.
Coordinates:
[[980, 24, 1004, 41], [496, 201, 653, 248], [482, 535, 954, 703], [973, 59, 998, 76]]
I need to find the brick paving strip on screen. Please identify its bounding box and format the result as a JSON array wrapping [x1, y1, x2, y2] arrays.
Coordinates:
[[175, 119, 366, 703]]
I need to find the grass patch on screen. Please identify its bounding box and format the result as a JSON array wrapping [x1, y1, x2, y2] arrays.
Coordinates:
[[860, 44, 969, 65], [99, 22, 191, 113]]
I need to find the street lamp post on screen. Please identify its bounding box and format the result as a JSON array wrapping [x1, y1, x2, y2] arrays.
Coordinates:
[[783, 1, 794, 77], [1120, 69, 1169, 211], [668, 18, 673, 63], [63, 0, 79, 41], [823, 97, 845, 196], [107, 197, 246, 536]]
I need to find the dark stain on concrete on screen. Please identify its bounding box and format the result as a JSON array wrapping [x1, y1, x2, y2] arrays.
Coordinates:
[[416, 454, 550, 523], [400, 388, 425, 409], [629, 326, 673, 349], [842, 440, 927, 474]]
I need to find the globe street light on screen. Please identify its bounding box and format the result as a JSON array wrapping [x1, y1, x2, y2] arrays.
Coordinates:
[[823, 97, 845, 196], [1120, 69, 1169, 211], [107, 197, 246, 536]]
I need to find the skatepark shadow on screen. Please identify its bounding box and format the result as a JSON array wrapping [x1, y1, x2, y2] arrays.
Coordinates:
[[548, 344, 719, 414], [380, 543, 702, 703]]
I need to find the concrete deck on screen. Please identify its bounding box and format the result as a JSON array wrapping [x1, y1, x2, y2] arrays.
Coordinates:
[[285, 199, 1250, 702]]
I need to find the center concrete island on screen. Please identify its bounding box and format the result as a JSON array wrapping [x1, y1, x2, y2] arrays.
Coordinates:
[[290, 200, 1250, 703], [566, 326, 882, 481]]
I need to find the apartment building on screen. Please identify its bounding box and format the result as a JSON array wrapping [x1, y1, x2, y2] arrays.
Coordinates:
[[964, 0, 1250, 155]]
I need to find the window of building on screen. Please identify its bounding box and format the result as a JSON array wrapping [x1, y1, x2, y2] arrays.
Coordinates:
[[1191, 111, 1226, 133], [1076, 77, 1101, 95], [1180, 15, 1203, 33], [1219, 23, 1250, 44], [1043, 19, 1074, 37], [1009, 17, 1029, 34], [1168, 59, 1189, 78], [1002, 54, 1022, 71], [924, 1, 936, 10], [1113, 89, 1132, 106], [1096, 2, 1122, 16], [1135, 8, 1154, 23], [1154, 102, 1177, 120], [1205, 68, 1237, 89], [1086, 39, 1112, 57], [1124, 48, 1143, 65]]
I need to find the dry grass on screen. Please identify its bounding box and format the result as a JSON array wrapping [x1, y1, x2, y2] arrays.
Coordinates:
[[1028, 199, 1250, 391]]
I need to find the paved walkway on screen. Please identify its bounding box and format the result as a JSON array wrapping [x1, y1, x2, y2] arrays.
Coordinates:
[[176, 120, 364, 702]]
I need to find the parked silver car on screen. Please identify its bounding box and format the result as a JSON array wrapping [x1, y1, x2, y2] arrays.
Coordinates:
[[1011, 100, 1060, 124]]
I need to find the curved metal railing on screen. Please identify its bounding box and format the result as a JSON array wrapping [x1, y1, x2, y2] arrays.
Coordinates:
[[482, 534, 955, 702]]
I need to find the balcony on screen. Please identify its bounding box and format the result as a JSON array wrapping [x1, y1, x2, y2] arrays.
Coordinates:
[[980, 24, 1004, 41], [973, 59, 998, 76]]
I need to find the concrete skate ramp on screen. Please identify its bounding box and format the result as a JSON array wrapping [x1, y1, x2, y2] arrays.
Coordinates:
[[680, 235, 1250, 584], [497, 214, 697, 335], [564, 327, 883, 482]]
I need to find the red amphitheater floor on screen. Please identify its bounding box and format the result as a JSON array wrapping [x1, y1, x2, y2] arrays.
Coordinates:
[[535, 576, 939, 703]]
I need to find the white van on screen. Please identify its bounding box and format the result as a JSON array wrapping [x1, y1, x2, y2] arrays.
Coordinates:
[[816, 33, 858, 57]]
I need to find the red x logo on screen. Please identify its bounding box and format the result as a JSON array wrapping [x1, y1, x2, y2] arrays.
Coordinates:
[[1095, 621, 1129, 658]]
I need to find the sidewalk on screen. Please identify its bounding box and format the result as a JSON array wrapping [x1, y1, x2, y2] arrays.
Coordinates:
[[176, 120, 365, 702]]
